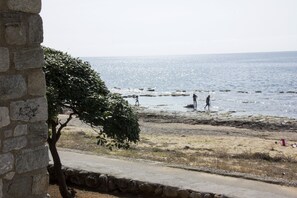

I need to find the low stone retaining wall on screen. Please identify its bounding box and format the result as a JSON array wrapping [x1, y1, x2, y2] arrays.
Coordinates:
[[48, 165, 228, 198]]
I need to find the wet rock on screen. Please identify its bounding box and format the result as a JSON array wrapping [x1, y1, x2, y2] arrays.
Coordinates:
[[140, 94, 156, 97], [172, 93, 190, 97], [184, 104, 194, 109]]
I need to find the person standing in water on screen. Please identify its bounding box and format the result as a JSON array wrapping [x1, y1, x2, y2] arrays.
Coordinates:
[[204, 95, 210, 111], [135, 95, 139, 106], [193, 93, 197, 110]]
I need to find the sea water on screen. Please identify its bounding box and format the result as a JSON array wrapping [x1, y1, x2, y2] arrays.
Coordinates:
[[83, 51, 297, 118]]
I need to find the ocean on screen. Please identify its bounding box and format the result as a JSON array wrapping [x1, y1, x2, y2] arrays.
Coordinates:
[[83, 51, 297, 119]]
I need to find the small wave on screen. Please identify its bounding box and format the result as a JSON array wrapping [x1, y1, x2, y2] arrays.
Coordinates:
[[287, 91, 297, 94]]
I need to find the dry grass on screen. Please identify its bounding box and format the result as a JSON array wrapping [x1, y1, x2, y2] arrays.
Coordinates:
[[56, 117, 297, 184]]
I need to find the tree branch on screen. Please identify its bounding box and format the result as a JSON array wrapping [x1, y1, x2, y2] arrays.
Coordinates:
[[56, 113, 75, 142], [48, 119, 58, 144]]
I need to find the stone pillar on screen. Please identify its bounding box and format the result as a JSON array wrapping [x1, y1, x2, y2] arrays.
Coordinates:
[[0, 0, 49, 197]]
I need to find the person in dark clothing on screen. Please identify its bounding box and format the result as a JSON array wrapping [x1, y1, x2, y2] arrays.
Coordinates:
[[204, 95, 210, 111], [193, 93, 197, 110], [135, 95, 139, 106]]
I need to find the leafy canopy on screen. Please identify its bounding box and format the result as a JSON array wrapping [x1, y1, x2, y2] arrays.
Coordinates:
[[43, 47, 140, 146]]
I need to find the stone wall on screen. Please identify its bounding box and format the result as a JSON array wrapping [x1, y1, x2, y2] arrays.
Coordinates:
[[48, 165, 227, 198], [0, 0, 48, 197]]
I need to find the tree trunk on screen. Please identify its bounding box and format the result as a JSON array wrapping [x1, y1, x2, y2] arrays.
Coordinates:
[[48, 141, 73, 198], [48, 120, 74, 198]]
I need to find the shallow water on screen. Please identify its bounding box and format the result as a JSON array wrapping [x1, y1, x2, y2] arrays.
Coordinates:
[[84, 51, 297, 118]]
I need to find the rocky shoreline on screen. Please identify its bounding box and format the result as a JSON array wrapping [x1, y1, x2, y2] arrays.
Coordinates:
[[136, 107, 297, 132]]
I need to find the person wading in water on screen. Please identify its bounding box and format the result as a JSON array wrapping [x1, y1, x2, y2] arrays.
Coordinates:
[[193, 93, 197, 110], [204, 95, 210, 111]]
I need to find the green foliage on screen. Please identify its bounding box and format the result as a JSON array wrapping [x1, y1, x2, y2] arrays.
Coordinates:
[[43, 47, 140, 145], [102, 93, 140, 146]]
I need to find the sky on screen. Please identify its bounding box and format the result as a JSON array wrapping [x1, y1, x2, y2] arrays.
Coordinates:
[[41, 0, 297, 57]]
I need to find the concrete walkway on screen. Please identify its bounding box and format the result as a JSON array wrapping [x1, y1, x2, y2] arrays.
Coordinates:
[[54, 149, 297, 198]]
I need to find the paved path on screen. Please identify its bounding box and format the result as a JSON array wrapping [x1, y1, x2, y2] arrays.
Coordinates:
[[55, 149, 297, 198]]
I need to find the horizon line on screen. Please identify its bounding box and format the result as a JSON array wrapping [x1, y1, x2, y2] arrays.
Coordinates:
[[80, 50, 297, 58]]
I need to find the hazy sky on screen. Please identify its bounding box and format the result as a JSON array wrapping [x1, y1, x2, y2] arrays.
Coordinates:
[[41, 0, 297, 57]]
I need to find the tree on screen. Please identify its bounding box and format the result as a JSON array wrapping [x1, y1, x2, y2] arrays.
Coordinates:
[[43, 47, 140, 198]]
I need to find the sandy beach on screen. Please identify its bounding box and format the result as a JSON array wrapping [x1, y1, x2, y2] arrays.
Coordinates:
[[57, 108, 297, 187]]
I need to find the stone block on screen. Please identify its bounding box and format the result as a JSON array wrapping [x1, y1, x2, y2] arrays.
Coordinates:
[[28, 122, 48, 146], [7, 0, 41, 14], [0, 48, 9, 72], [10, 97, 48, 122], [190, 192, 202, 198], [0, 179, 2, 198], [204, 193, 212, 198], [154, 185, 163, 196], [28, 15, 43, 43], [163, 186, 178, 197], [3, 136, 27, 152], [127, 180, 138, 193], [0, 153, 14, 175], [0, 75, 27, 100], [5, 23, 26, 45], [0, 107, 10, 128], [70, 175, 84, 186], [85, 174, 99, 188], [4, 130, 13, 138], [15, 146, 48, 173], [13, 47, 44, 70], [139, 183, 154, 194], [7, 176, 32, 197], [98, 174, 108, 192], [4, 172, 15, 180], [115, 178, 128, 190], [28, 69, 46, 96], [178, 189, 190, 198], [32, 173, 49, 195], [14, 124, 28, 136]]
